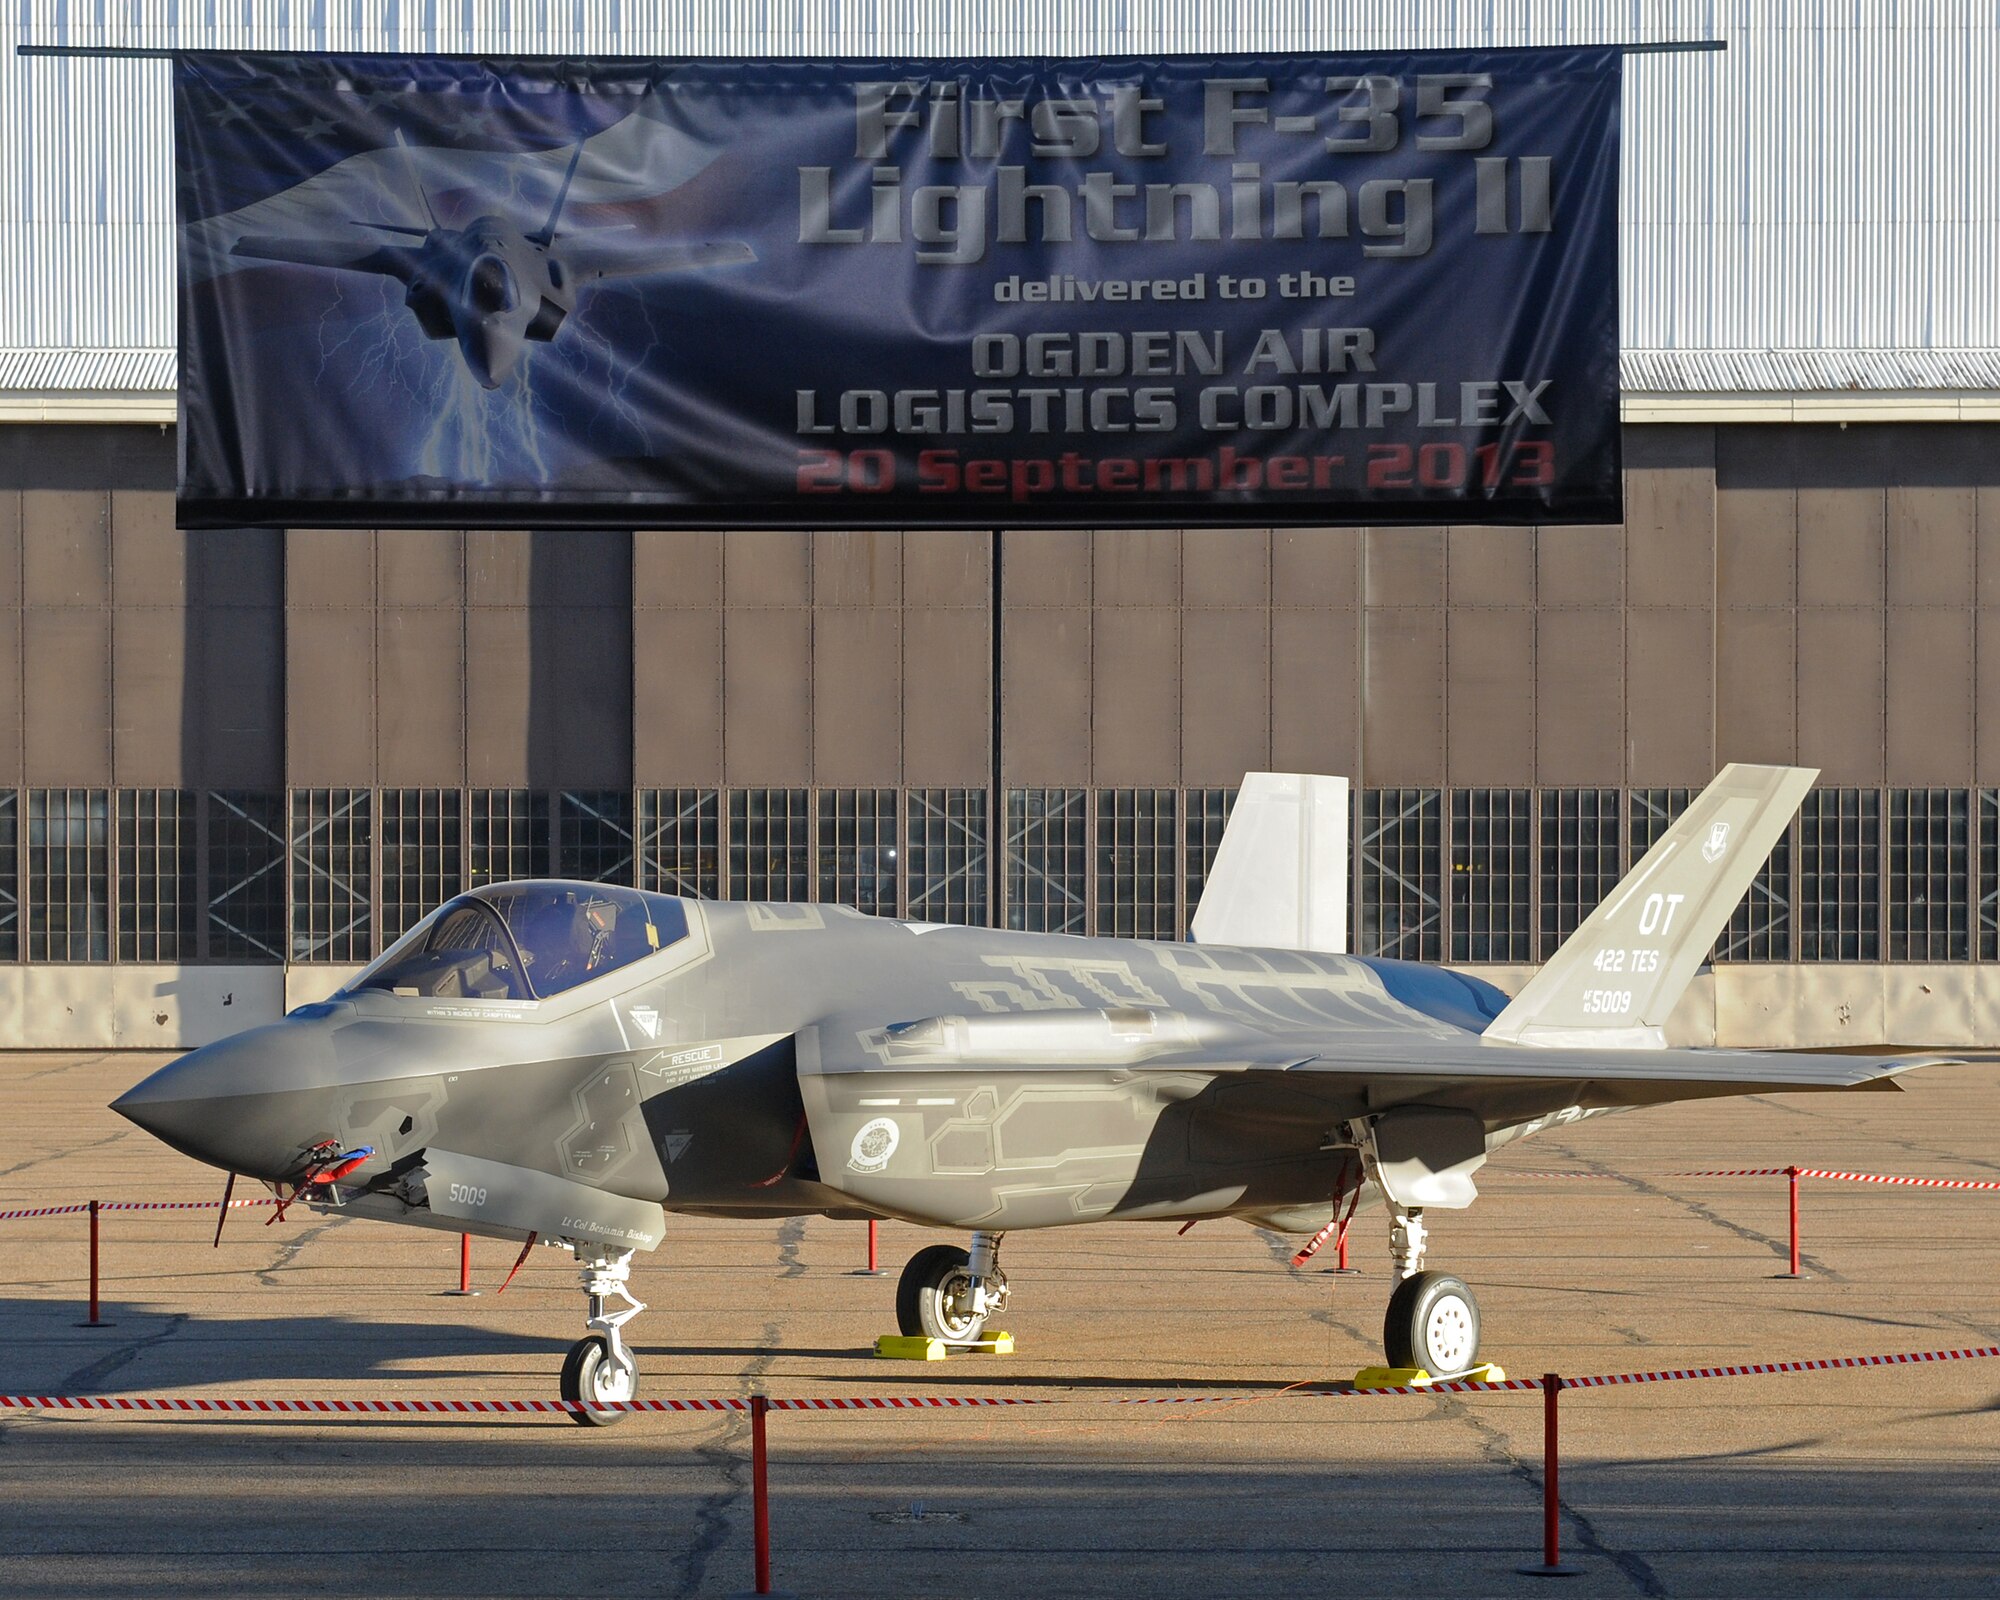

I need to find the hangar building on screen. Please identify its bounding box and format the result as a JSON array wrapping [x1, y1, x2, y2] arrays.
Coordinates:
[[0, 3, 1996, 1048]]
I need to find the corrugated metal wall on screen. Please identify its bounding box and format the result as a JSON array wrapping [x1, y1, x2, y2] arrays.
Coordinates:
[[4, 1, 1997, 389]]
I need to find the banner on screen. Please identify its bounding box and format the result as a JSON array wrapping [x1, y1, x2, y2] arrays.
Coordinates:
[[175, 49, 1622, 529]]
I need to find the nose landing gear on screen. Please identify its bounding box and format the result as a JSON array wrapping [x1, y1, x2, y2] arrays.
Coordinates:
[[897, 1230, 1008, 1344], [561, 1245, 645, 1426]]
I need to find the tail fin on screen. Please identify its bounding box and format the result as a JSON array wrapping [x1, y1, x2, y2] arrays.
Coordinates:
[[1483, 764, 1815, 1049], [1190, 773, 1349, 953]]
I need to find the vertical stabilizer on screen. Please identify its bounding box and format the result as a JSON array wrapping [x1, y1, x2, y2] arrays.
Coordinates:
[[1190, 774, 1349, 953], [1483, 764, 1816, 1049]]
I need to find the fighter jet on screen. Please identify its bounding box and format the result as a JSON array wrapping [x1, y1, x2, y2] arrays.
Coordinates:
[[230, 134, 754, 387], [113, 766, 1945, 1422]]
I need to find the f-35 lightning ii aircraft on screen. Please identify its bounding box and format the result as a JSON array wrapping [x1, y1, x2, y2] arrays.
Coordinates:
[[114, 765, 1944, 1423], [230, 134, 754, 388]]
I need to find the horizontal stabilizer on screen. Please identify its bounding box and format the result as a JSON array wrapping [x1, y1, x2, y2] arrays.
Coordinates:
[[1190, 773, 1348, 953], [1484, 764, 1816, 1049]]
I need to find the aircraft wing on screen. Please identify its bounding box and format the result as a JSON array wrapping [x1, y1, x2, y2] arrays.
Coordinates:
[[563, 237, 756, 282], [230, 234, 420, 280]]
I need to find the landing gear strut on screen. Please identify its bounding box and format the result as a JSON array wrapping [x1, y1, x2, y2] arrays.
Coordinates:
[[561, 1245, 645, 1426], [897, 1230, 1008, 1343], [1379, 1199, 1480, 1375]]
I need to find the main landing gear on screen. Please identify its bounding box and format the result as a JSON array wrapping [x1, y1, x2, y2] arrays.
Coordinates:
[[1378, 1203, 1482, 1377], [561, 1245, 646, 1427], [897, 1230, 1008, 1343]]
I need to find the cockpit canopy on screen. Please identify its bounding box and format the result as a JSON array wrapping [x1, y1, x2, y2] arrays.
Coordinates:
[[352, 882, 689, 1003]]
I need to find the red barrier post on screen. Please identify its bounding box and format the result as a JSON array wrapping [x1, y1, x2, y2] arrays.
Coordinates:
[[1517, 1374, 1581, 1576], [752, 1394, 771, 1595], [1787, 1166, 1802, 1277], [1331, 1217, 1356, 1274], [76, 1199, 113, 1329], [443, 1232, 479, 1296], [852, 1217, 884, 1276], [87, 1200, 99, 1324]]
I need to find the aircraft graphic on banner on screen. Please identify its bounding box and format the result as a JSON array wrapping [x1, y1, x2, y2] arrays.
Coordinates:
[[228, 130, 753, 387]]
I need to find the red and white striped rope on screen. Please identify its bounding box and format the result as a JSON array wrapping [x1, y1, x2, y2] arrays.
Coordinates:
[[5, 1344, 1994, 1415], [0, 1199, 280, 1221], [1505, 1167, 2000, 1189], [0, 1393, 1044, 1416]]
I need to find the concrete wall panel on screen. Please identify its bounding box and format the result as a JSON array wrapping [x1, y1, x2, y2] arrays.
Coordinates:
[[903, 607, 989, 786], [1797, 608, 1885, 784], [1445, 606, 1534, 782], [1362, 607, 1443, 784], [1886, 608, 1974, 784], [111, 604, 186, 785], [634, 607, 723, 785], [723, 609, 811, 785], [1002, 607, 1088, 782], [1535, 608, 1624, 785], [1273, 529, 1361, 609], [1182, 607, 1269, 785], [376, 608, 465, 786], [285, 607, 373, 786], [1093, 607, 1179, 786], [813, 607, 902, 786], [1625, 607, 1712, 784], [23, 607, 111, 783], [22, 490, 108, 606], [1715, 608, 1797, 765], [1271, 609, 1361, 780]]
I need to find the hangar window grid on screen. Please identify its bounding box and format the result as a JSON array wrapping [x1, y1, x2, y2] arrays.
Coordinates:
[[1888, 788, 1970, 962], [638, 789, 720, 900], [290, 788, 371, 963], [1095, 788, 1177, 940], [1358, 789, 1442, 962], [118, 789, 195, 962], [1183, 788, 1238, 931], [818, 789, 899, 916], [906, 789, 988, 927], [1538, 789, 1621, 957], [1007, 788, 1087, 934], [558, 791, 634, 885], [379, 789, 462, 945], [27, 789, 110, 962], [468, 790, 550, 889], [1798, 788, 1880, 962], [729, 789, 810, 902], [206, 792, 286, 962], [1982, 790, 1999, 962], [1451, 789, 1533, 963], [0, 791, 14, 960]]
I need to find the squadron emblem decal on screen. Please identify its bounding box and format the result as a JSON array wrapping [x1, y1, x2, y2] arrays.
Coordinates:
[[848, 1116, 900, 1175], [1702, 822, 1731, 864], [628, 1005, 662, 1040]]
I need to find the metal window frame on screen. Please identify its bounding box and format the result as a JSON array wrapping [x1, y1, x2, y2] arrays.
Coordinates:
[[1004, 786, 1089, 934], [906, 787, 989, 927], [1798, 786, 1881, 963], [378, 788, 464, 946], [288, 787, 374, 964], [117, 788, 196, 962], [205, 790, 287, 964], [26, 787, 112, 963], [1357, 788, 1444, 962], [1887, 787, 1971, 962], [0, 790, 17, 963], [1449, 787, 1534, 964]]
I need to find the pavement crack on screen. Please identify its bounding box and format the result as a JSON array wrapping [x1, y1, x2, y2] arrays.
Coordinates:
[[255, 1217, 342, 1287], [58, 1311, 190, 1393], [0, 1129, 127, 1182], [776, 1215, 806, 1278], [1432, 1391, 1668, 1597]]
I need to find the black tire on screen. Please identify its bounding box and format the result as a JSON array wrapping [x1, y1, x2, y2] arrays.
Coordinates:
[[1383, 1271, 1481, 1377], [560, 1333, 636, 1427], [895, 1244, 986, 1342]]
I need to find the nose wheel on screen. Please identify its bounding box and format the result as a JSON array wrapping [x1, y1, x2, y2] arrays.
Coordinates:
[[563, 1245, 645, 1426]]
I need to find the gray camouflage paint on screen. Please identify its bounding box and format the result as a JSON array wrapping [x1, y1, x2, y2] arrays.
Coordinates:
[[113, 889, 1918, 1250]]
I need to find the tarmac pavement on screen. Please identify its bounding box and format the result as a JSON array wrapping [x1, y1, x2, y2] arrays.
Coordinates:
[[1, 1050, 1996, 1598]]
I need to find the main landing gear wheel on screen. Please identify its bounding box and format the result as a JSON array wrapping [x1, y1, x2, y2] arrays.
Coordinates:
[[897, 1244, 986, 1342], [1384, 1271, 1481, 1377], [562, 1333, 637, 1427]]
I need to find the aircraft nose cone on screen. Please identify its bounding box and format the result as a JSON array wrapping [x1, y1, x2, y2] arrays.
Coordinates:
[[112, 1022, 342, 1182]]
